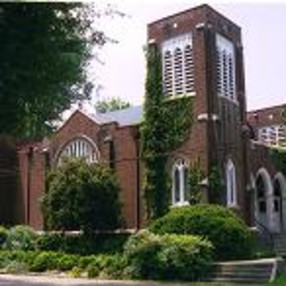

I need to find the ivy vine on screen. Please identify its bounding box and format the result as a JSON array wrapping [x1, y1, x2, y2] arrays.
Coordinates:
[[270, 148, 286, 175], [141, 43, 193, 219]]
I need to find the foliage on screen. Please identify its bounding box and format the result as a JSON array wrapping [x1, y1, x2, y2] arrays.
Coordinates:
[[149, 204, 252, 260], [3, 225, 37, 251], [57, 254, 78, 271], [0, 226, 8, 247], [123, 230, 213, 281], [188, 160, 205, 205], [86, 254, 125, 279], [41, 158, 122, 233], [0, 250, 123, 278], [28, 251, 60, 272], [0, 3, 107, 139], [141, 43, 193, 219], [208, 165, 224, 203], [270, 148, 286, 175], [95, 97, 131, 113], [36, 232, 129, 255]]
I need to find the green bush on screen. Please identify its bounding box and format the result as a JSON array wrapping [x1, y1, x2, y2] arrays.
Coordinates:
[[36, 233, 62, 251], [4, 226, 37, 251], [123, 230, 213, 281], [36, 232, 129, 255], [57, 254, 78, 271], [0, 226, 8, 247], [42, 158, 123, 233], [5, 260, 27, 274], [28, 251, 59, 272], [149, 204, 252, 260]]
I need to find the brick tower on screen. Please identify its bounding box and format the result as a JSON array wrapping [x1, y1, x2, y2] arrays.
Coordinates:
[[147, 4, 247, 218]]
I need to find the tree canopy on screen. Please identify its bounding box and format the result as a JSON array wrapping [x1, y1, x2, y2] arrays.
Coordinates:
[[0, 3, 105, 139], [95, 97, 131, 113], [41, 158, 122, 233]]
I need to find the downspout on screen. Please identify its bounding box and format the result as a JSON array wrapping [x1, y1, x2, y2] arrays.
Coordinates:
[[135, 129, 141, 230], [26, 146, 33, 225]]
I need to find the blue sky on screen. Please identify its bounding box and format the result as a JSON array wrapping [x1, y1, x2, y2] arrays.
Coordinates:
[[92, 1, 286, 111]]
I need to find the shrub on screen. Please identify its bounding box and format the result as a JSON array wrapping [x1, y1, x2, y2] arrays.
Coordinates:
[[42, 158, 122, 233], [4, 225, 37, 251], [149, 204, 252, 260], [123, 230, 213, 281], [36, 233, 129, 256], [5, 261, 27, 274], [87, 260, 100, 278], [28, 251, 59, 272], [69, 266, 82, 278], [57, 254, 78, 271], [0, 226, 8, 247], [36, 233, 62, 251]]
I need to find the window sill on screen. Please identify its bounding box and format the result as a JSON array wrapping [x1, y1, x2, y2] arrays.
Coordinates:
[[227, 203, 240, 210], [218, 94, 239, 105], [164, 92, 196, 102], [171, 201, 190, 208]]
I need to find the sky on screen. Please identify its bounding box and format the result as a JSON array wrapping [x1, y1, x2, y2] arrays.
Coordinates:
[[90, 0, 286, 111]]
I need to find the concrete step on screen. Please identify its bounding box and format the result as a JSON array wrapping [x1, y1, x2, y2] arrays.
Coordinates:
[[206, 258, 284, 284]]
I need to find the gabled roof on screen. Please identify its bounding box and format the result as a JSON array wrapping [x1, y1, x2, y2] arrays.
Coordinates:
[[76, 105, 143, 127]]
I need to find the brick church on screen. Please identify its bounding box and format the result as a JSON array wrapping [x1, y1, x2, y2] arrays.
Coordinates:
[[1, 4, 285, 233]]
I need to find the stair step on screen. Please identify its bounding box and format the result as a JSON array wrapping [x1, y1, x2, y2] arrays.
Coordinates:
[[211, 271, 271, 278], [205, 258, 281, 284], [207, 277, 270, 283]]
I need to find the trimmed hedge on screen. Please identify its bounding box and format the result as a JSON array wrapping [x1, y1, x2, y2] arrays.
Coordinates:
[[36, 233, 130, 255], [123, 230, 213, 281], [149, 204, 252, 260]]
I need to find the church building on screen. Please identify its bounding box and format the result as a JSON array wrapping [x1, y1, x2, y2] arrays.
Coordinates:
[[1, 4, 285, 234]]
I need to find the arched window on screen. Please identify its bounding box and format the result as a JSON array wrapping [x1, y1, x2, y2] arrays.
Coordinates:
[[172, 159, 189, 206], [57, 136, 99, 165], [226, 159, 237, 207], [256, 174, 267, 214]]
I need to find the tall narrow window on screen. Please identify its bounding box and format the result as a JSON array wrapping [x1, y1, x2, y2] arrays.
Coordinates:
[[174, 48, 183, 95], [161, 33, 194, 97], [226, 159, 237, 207], [184, 45, 194, 93], [216, 34, 236, 100], [172, 159, 189, 206], [163, 50, 173, 95]]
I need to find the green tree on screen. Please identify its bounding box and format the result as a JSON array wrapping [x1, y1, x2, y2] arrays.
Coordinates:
[[0, 3, 107, 139], [41, 158, 122, 234], [95, 97, 131, 113]]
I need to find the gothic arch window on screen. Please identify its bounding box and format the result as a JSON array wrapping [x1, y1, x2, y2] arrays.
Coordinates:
[[226, 159, 237, 207], [172, 159, 189, 206], [256, 174, 267, 214], [57, 136, 99, 165], [216, 34, 236, 100], [161, 33, 194, 97]]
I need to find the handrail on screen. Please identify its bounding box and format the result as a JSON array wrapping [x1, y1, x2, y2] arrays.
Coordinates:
[[254, 218, 274, 252]]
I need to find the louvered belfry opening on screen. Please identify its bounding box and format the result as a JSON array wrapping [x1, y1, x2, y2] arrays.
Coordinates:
[[216, 34, 236, 100], [162, 33, 195, 97]]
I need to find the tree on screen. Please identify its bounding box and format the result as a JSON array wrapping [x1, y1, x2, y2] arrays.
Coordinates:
[[95, 97, 131, 113], [0, 3, 108, 139], [41, 158, 122, 233]]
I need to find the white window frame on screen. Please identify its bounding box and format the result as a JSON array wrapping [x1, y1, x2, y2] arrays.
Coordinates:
[[226, 159, 237, 207], [57, 136, 99, 165], [216, 33, 237, 102], [172, 159, 189, 206], [161, 33, 195, 97]]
